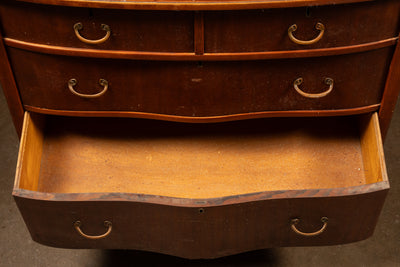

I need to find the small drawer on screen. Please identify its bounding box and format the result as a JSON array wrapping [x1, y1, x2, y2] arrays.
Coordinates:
[[14, 112, 388, 259], [0, 2, 194, 52], [204, 0, 400, 52], [8, 46, 394, 118]]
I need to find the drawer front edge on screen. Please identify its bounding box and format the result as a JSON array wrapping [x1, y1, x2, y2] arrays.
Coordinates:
[[13, 186, 389, 259]]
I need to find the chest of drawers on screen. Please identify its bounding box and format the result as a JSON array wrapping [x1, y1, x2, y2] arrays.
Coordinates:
[[0, 0, 399, 259]]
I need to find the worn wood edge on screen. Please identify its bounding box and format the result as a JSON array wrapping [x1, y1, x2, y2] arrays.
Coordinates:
[[13, 0, 375, 10], [15, 112, 45, 191], [13, 112, 30, 191], [4, 38, 397, 61], [379, 34, 400, 141], [12, 181, 390, 207], [360, 113, 389, 185], [25, 104, 381, 123]]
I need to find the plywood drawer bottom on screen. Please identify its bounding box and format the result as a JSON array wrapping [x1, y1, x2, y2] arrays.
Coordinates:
[[13, 112, 389, 259]]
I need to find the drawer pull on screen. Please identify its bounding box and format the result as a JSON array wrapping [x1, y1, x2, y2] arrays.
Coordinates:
[[288, 23, 325, 45], [293, 77, 334, 98], [68, 78, 108, 98], [73, 22, 111, 44], [74, 220, 112, 239], [291, 217, 328, 236]]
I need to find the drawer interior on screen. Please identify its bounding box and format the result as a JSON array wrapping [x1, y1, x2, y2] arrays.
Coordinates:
[[15, 113, 387, 199]]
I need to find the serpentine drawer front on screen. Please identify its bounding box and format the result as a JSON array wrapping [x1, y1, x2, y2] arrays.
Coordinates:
[[1, 1, 399, 53], [1, 0, 399, 260], [7, 47, 394, 116], [13, 112, 388, 259]]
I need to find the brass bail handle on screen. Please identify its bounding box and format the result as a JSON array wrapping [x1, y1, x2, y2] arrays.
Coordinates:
[[68, 78, 108, 98], [74, 220, 112, 239], [288, 22, 325, 45], [291, 217, 328, 236], [73, 22, 111, 44], [293, 77, 334, 98]]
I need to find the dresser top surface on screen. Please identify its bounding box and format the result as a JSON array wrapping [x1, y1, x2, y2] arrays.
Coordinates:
[[11, 0, 376, 10]]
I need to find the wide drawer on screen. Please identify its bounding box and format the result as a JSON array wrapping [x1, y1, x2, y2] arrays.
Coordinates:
[[0, 2, 194, 52], [13, 112, 389, 259], [8, 47, 394, 119], [205, 0, 400, 52]]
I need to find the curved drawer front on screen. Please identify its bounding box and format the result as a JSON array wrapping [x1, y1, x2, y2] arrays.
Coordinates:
[[1, 1, 399, 54], [14, 190, 388, 259], [205, 0, 400, 52], [9, 47, 393, 118], [13, 112, 389, 259], [0, 3, 194, 52]]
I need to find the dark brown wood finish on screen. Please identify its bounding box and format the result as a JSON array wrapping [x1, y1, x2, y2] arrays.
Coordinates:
[[379, 36, 400, 140], [7, 47, 394, 118], [0, 2, 195, 52], [13, 0, 378, 11], [3, 37, 397, 61], [13, 188, 388, 259], [0, 29, 24, 136], [1, 0, 400, 259], [11, 112, 389, 259], [24, 104, 381, 123], [194, 11, 205, 55], [1, 1, 398, 54], [204, 0, 400, 52]]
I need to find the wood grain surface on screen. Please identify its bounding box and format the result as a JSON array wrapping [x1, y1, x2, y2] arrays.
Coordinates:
[[13, 112, 389, 258], [2, 1, 399, 52], [7, 47, 394, 118], [13, 188, 388, 258], [33, 116, 366, 197], [3, 37, 397, 61], [204, 1, 400, 52], [23, 104, 380, 123], [2, 0, 397, 258], [379, 35, 400, 141], [11, 0, 379, 11], [0, 3, 194, 52]]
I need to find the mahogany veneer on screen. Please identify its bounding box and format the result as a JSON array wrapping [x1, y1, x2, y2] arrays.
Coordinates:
[[13, 112, 389, 258], [7, 47, 394, 116], [204, 1, 400, 52], [1, 0, 399, 259], [0, 3, 195, 52]]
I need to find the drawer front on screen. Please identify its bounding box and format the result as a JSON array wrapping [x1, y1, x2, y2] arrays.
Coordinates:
[[0, 3, 194, 52], [13, 112, 389, 259], [9, 47, 393, 117], [205, 0, 400, 52], [14, 189, 388, 259]]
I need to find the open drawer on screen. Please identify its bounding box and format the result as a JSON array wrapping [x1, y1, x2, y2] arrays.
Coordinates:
[[13, 112, 389, 259]]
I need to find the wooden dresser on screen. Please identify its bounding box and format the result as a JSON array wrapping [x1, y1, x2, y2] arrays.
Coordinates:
[[1, 0, 399, 259]]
